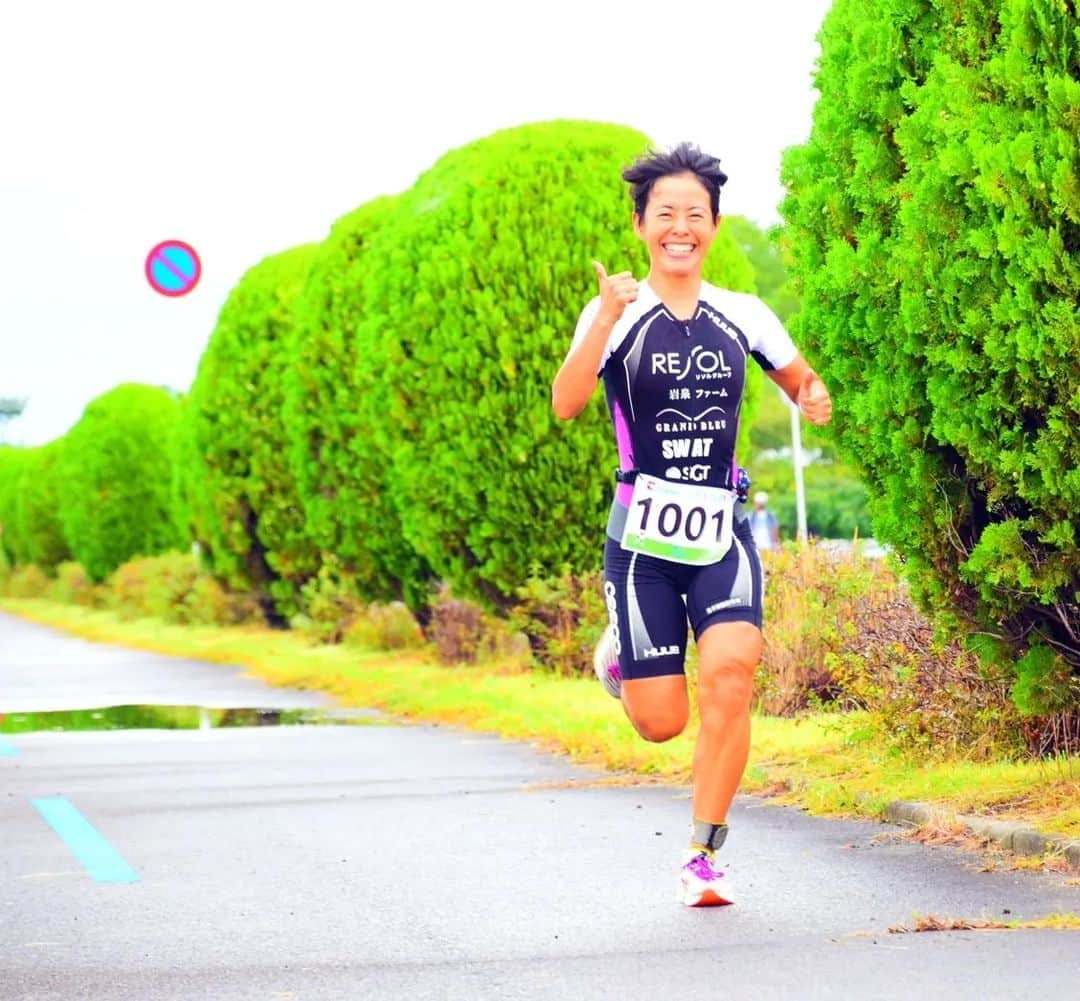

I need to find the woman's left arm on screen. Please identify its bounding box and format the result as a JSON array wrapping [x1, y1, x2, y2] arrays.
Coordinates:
[[767, 355, 833, 427]]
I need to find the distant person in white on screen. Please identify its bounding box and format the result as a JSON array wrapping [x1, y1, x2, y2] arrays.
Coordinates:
[[749, 492, 781, 552]]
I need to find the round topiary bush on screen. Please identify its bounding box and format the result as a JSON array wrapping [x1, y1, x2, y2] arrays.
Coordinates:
[[781, 0, 1079, 709], [177, 244, 319, 622], [57, 384, 184, 581], [351, 120, 758, 608]]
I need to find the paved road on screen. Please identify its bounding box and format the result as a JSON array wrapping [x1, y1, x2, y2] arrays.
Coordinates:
[[2, 610, 1079, 1000]]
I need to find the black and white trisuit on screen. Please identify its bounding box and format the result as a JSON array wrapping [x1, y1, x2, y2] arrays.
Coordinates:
[[571, 280, 798, 680]]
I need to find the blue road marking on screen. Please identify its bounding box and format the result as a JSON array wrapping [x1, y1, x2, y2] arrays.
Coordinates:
[[32, 797, 140, 883], [0, 738, 18, 756]]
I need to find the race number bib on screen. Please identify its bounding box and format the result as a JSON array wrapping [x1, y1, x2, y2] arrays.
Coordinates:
[[620, 474, 735, 566]]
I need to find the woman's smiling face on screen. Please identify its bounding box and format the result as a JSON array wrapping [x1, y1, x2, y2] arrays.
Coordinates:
[[633, 171, 718, 277]]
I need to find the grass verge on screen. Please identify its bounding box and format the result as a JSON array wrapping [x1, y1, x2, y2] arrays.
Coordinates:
[[3, 597, 1079, 843]]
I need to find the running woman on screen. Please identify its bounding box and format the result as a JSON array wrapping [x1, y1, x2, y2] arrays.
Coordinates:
[[551, 143, 832, 906]]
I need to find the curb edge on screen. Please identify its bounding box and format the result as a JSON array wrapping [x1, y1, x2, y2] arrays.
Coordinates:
[[882, 799, 1080, 870]]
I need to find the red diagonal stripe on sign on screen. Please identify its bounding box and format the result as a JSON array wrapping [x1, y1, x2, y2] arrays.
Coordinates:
[[153, 247, 195, 284]]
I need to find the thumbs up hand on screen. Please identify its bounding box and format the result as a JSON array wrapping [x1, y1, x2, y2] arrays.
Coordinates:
[[797, 370, 833, 426], [593, 260, 639, 325]]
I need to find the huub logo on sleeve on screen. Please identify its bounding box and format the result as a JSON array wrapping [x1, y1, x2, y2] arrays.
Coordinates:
[[701, 306, 743, 341]]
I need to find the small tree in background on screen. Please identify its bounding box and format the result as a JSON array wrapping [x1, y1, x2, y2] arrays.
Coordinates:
[[781, 0, 1079, 711], [728, 215, 873, 541], [57, 384, 184, 581], [723, 216, 800, 323]]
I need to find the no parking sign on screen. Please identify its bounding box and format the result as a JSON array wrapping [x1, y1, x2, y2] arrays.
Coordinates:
[[145, 240, 201, 296]]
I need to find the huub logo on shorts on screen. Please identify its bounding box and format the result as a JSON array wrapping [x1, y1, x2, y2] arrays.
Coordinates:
[[643, 644, 680, 659]]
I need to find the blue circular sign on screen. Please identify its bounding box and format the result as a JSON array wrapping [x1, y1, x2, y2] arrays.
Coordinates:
[[145, 240, 201, 297]]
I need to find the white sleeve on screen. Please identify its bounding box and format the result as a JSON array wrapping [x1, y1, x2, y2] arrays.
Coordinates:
[[744, 296, 799, 372], [568, 296, 609, 374]]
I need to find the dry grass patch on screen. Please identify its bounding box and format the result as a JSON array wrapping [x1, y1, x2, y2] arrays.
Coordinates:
[[889, 913, 1080, 933]]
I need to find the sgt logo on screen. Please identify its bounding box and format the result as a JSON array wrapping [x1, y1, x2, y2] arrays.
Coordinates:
[[603, 580, 622, 656], [644, 644, 680, 659], [664, 465, 711, 482], [651, 345, 732, 382]]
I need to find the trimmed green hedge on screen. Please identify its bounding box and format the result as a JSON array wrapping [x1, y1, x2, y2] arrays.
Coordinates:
[[350, 119, 757, 608], [781, 0, 1079, 708], [177, 245, 318, 622], [283, 196, 435, 615], [57, 384, 183, 581]]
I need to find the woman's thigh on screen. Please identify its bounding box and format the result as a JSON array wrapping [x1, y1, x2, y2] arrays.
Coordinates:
[[603, 537, 690, 681], [603, 536, 692, 741]]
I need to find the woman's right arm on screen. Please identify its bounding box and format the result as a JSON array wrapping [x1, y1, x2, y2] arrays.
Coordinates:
[[551, 262, 638, 421], [551, 307, 615, 420]]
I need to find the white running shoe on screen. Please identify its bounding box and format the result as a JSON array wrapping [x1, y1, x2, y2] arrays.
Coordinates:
[[592, 623, 622, 699], [678, 850, 734, 907]]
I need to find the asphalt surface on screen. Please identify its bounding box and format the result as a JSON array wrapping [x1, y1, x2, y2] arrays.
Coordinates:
[[2, 609, 1079, 1000]]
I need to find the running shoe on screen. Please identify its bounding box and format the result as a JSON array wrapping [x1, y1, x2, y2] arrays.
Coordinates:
[[678, 850, 734, 907], [592, 623, 622, 699]]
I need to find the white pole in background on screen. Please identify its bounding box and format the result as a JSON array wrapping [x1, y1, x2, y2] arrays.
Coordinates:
[[780, 385, 808, 544]]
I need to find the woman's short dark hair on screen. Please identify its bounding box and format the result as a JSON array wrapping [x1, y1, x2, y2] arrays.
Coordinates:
[[621, 142, 728, 221]]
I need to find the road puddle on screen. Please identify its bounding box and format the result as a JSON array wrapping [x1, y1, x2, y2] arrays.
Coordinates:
[[0, 705, 384, 733]]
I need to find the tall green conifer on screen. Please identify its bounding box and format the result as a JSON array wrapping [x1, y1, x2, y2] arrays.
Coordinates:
[[782, 0, 1079, 708]]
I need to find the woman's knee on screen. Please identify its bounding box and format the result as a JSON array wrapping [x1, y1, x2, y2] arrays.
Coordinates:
[[621, 675, 689, 742], [627, 706, 689, 743], [697, 661, 756, 722], [695, 623, 761, 719]]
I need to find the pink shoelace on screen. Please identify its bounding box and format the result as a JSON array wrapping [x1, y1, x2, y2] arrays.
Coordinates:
[[686, 853, 724, 881]]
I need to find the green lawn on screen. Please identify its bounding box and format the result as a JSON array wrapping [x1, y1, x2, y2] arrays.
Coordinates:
[[3, 597, 1078, 842]]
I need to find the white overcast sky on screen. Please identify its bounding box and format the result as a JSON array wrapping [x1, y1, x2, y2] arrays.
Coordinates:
[[0, 0, 833, 447]]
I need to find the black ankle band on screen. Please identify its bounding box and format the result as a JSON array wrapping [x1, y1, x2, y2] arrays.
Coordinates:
[[692, 820, 729, 852]]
